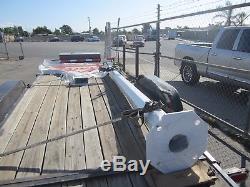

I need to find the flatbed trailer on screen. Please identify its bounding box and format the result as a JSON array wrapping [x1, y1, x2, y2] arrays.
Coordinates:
[[0, 74, 240, 187]]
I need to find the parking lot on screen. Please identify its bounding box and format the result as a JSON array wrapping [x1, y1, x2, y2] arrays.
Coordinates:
[[0, 40, 249, 131], [0, 40, 250, 185], [119, 39, 249, 132], [0, 40, 249, 130]]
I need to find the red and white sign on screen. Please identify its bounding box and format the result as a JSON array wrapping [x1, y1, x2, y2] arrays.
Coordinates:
[[47, 63, 101, 73]]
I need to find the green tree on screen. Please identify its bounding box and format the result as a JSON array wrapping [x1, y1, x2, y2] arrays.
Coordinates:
[[92, 28, 99, 35], [60, 25, 73, 34], [23, 31, 29, 37], [132, 28, 141, 35], [54, 28, 61, 35], [17, 26, 24, 36], [3, 27, 15, 35], [142, 23, 152, 35], [32, 26, 52, 35]]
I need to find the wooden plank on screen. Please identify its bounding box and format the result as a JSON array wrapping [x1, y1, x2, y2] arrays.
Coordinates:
[[15, 78, 60, 178], [88, 78, 120, 160], [80, 85, 103, 168], [0, 76, 55, 180], [97, 78, 149, 187], [64, 87, 86, 187], [102, 76, 148, 151], [79, 85, 107, 187], [42, 85, 69, 175], [98, 77, 145, 160], [88, 78, 132, 187], [0, 76, 50, 154]]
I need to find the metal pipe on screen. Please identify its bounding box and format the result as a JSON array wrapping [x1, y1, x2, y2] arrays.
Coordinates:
[[109, 70, 208, 174], [135, 46, 139, 77], [122, 45, 126, 72]]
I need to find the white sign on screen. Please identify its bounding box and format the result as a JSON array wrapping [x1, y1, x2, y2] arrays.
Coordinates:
[[100, 156, 150, 176]]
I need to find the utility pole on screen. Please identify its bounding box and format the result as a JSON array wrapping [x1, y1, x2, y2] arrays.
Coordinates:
[[88, 17, 91, 35], [154, 4, 161, 77]]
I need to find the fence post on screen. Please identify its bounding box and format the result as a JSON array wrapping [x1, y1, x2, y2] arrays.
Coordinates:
[[122, 44, 126, 72], [154, 4, 161, 77], [19, 42, 24, 60], [104, 22, 112, 60], [245, 95, 250, 133], [135, 46, 139, 78], [117, 52, 120, 63], [4, 40, 9, 60]]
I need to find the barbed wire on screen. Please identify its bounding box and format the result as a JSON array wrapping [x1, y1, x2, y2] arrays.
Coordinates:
[[162, 0, 224, 17], [112, 2, 250, 29]]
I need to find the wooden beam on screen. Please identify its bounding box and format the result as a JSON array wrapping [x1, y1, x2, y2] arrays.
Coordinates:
[[16, 78, 60, 178], [65, 87, 86, 187], [0, 76, 56, 180], [88, 78, 133, 187], [42, 84, 68, 175]]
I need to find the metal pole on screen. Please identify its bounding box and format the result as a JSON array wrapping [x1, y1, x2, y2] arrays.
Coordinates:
[[104, 22, 112, 60], [88, 17, 91, 35], [135, 46, 139, 77], [245, 94, 250, 133], [4, 38, 9, 60], [109, 70, 208, 174], [123, 44, 126, 72], [19, 42, 24, 60], [155, 4, 161, 77], [116, 18, 120, 63]]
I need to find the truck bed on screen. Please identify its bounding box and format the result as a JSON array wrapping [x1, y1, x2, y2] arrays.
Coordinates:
[[0, 75, 214, 187]]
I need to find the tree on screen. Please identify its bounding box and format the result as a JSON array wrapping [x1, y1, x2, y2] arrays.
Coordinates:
[[17, 26, 24, 36], [32, 26, 52, 35], [92, 28, 99, 35], [54, 28, 61, 35], [60, 25, 73, 34], [232, 12, 249, 26], [132, 28, 141, 35], [213, 1, 234, 26], [142, 23, 152, 35], [3, 27, 16, 35], [23, 31, 29, 37]]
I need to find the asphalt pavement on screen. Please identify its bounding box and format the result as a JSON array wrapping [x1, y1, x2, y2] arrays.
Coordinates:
[[122, 40, 249, 132], [0, 41, 249, 186], [1, 40, 249, 130]]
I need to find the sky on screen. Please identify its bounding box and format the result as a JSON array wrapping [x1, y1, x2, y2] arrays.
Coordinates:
[[1, 0, 250, 32]]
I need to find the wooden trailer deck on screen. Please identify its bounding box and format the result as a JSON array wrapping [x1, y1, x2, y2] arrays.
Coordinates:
[[0, 75, 214, 187]]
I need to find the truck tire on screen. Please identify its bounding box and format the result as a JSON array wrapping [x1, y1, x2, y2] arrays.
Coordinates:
[[181, 61, 200, 85]]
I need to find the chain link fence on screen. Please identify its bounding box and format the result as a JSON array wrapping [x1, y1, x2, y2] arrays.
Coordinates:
[[110, 1, 250, 185], [0, 41, 24, 60]]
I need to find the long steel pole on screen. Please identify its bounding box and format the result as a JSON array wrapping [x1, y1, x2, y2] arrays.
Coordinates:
[[109, 70, 208, 174]]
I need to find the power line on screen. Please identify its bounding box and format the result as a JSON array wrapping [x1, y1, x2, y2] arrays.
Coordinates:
[[112, 2, 250, 29]]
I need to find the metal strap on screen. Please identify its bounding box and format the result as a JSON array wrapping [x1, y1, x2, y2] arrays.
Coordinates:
[[0, 101, 162, 158]]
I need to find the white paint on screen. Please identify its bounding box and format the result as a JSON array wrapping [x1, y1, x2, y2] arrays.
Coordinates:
[[139, 159, 151, 175], [101, 160, 111, 171], [109, 70, 208, 174]]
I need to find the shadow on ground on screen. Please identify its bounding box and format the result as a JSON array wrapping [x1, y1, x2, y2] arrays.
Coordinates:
[[167, 80, 249, 131]]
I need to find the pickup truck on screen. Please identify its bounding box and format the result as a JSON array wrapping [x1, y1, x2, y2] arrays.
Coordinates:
[[174, 27, 250, 89]]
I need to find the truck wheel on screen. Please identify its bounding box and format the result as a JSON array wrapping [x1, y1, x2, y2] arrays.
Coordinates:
[[181, 63, 200, 85]]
